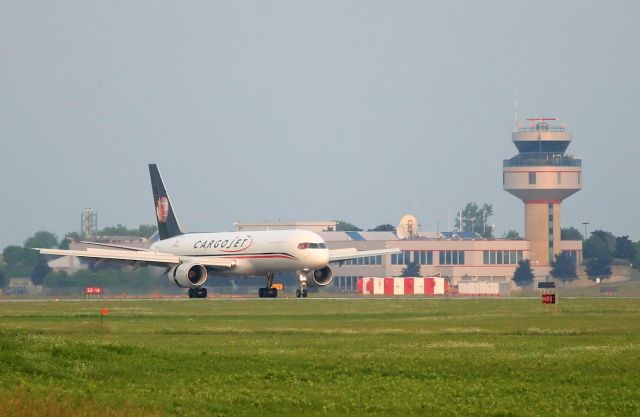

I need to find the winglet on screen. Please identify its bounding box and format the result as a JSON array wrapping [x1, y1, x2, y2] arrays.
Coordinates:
[[149, 164, 184, 240]]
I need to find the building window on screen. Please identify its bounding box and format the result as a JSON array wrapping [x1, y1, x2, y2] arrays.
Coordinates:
[[411, 250, 433, 265], [483, 250, 523, 265], [529, 172, 536, 184], [439, 250, 465, 265]]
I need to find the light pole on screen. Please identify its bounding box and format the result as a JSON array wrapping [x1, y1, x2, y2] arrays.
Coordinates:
[[581, 222, 589, 240]]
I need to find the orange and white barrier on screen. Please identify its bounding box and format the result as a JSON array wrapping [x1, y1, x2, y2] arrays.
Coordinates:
[[356, 277, 448, 296]]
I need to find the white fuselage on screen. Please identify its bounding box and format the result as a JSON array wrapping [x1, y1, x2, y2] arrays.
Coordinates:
[[150, 229, 329, 276]]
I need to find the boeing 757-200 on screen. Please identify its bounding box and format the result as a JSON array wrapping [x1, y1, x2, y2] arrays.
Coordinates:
[[38, 164, 400, 298]]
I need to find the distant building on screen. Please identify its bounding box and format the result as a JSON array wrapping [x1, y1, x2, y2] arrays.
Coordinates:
[[324, 228, 582, 291], [7, 278, 41, 295], [70, 235, 151, 251], [236, 221, 336, 233]]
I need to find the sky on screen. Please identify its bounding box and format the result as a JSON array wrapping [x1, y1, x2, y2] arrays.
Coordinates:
[[1, 1, 639, 249]]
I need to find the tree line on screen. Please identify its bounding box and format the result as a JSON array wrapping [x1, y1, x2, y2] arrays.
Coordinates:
[[512, 229, 639, 289], [0, 225, 157, 289]]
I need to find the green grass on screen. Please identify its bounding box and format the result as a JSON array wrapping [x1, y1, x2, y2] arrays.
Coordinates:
[[0, 298, 639, 416]]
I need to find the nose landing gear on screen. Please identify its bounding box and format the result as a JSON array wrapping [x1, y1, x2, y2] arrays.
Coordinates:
[[296, 271, 309, 298]]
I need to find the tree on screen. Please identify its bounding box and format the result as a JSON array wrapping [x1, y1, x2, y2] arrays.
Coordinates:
[[24, 231, 58, 249], [30, 256, 51, 286], [368, 224, 396, 232], [550, 252, 577, 287], [583, 230, 616, 259], [458, 202, 493, 238], [2, 245, 38, 277], [614, 236, 636, 263], [98, 224, 135, 236], [58, 238, 71, 250], [561, 227, 584, 241], [59, 232, 81, 249], [513, 260, 534, 292], [0, 269, 6, 289], [66, 232, 81, 242], [401, 261, 421, 277], [3, 245, 29, 265], [585, 256, 612, 281], [137, 224, 158, 238], [96, 224, 158, 238], [503, 229, 521, 239], [634, 241, 640, 270], [335, 220, 362, 231]]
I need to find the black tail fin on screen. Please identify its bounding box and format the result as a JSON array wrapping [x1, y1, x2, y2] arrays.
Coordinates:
[[149, 164, 184, 240]]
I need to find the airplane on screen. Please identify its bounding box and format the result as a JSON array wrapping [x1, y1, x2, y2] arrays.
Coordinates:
[[38, 164, 400, 298]]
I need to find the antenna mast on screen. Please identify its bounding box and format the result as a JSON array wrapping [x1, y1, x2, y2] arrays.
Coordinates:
[[514, 83, 518, 132]]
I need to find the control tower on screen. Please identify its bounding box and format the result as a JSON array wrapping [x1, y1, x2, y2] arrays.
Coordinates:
[[503, 118, 582, 266]]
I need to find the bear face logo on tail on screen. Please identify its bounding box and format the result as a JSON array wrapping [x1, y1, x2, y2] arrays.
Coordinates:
[[156, 196, 170, 223]]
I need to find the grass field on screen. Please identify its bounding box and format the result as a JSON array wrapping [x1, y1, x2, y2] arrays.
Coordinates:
[[0, 298, 639, 417]]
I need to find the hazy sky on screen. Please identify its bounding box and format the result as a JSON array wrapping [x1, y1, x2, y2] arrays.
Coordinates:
[[1, 1, 639, 248]]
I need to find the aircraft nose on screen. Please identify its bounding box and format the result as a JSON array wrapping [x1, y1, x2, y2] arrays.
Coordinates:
[[318, 249, 329, 267]]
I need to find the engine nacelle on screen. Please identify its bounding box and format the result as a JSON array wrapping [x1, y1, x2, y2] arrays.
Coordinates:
[[168, 263, 208, 289], [309, 265, 333, 287]]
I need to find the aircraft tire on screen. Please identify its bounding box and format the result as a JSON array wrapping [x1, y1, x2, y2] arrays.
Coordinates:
[[296, 289, 301, 298], [302, 289, 308, 298]]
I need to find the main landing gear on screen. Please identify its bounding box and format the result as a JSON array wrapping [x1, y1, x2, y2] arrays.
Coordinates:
[[188, 287, 208, 298], [258, 272, 278, 298], [296, 271, 308, 298]]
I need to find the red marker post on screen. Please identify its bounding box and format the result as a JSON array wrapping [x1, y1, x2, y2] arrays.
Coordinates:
[[100, 308, 109, 330]]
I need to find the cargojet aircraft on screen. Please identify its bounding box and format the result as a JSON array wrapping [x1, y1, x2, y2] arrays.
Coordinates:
[[38, 164, 400, 298]]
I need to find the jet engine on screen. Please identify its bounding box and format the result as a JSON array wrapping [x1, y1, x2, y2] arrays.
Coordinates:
[[308, 265, 333, 287], [169, 263, 208, 288]]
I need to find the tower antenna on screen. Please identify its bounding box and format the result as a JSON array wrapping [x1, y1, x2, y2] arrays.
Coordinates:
[[514, 83, 518, 132]]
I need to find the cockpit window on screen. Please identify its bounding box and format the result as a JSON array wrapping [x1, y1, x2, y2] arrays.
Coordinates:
[[297, 242, 327, 250]]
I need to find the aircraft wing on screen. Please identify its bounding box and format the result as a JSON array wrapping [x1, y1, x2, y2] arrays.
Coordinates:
[[79, 241, 145, 251], [329, 248, 401, 263], [36, 248, 236, 269]]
